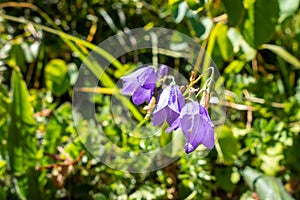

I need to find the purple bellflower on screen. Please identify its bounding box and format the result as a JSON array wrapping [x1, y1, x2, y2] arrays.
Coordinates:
[[121, 66, 156, 105], [152, 85, 185, 126], [158, 64, 168, 80], [167, 101, 214, 154]]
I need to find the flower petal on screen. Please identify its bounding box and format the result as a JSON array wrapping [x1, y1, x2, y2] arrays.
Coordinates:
[[121, 67, 149, 81], [132, 87, 152, 105], [121, 66, 156, 97], [199, 105, 214, 128], [142, 69, 156, 89], [121, 79, 139, 95], [153, 86, 185, 127], [179, 101, 215, 153], [182, 115, 204, 154], [152, 108, 167, 126], [136, 67, 156, 86], [166, 109, 180, 126], [158, 64, 168, 79], [201, 125, 215, 149], [168, 86, 185, 113], [153, 87, 171, 112], [166, 117, 180, 132], [185, 143, 194, 154]]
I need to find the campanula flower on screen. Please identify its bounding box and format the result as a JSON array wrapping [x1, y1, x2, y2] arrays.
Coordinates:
[[121, 66, 156, 105], [167, 101, 214, 154], [152, 85, 185, 126], [158, 64, 168, 79]]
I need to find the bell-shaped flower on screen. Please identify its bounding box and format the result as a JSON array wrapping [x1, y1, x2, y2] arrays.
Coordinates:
[[152, 85, 185, 126], [158, 64, 168, 79], [167, 101, 214, 154], [121, 66, 156, 105]]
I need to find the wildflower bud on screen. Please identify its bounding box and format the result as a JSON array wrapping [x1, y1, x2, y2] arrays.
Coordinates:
[[200, 90, 209, 109], [180, 85, 186, 92], [189, 71, 196, 82]]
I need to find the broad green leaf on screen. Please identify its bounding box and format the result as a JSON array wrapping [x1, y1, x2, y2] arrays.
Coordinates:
[[261, 44, 300, 69], [8, 71, 38, 199], [0, 187, 7, 200], [8, 71, 37, 172], [215, 126, 239, 165], [215, 167, 236, 192], [45, 59, 70, 96], [241, 0, 279, 48], [222, 0, 245, 26], [26, 167, 42, 200], [242, 167, 294, 200]]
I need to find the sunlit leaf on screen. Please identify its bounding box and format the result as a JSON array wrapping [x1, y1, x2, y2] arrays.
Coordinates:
[[8, 71, 37, 199], [216, 24, 234, 61], [259, 143, 284, 175], [224, 60, 245, 74], [215, 126, 239, 165], [241, 0, 279, 48], [45, 59, 70, 96], [8, 71, 37, 172]]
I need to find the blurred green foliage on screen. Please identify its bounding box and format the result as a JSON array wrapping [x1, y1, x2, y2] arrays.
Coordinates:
[[0, 0, 300, 199]]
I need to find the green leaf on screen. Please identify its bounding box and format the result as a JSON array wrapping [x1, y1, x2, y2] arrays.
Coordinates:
[[259, 143, 284, 175], [45, 59, 70, 96], [185, 0, 205, 11], [187, 13, 206, 38], [224, 60, 245, 74], [216, 126, 239, 165], [222, 0, 245, 26], [44, 103, 72, 154], [8, 71, 38, 199], [241, 0, 279, 48], [242, 167, 294, 200], [261, 44, 300, 69], [8, 44, 26, 69], [8, 71, 37, 173], [216, 24, 234, 61], [215, 167, 236, 192], [0, 84, 9, 129]]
